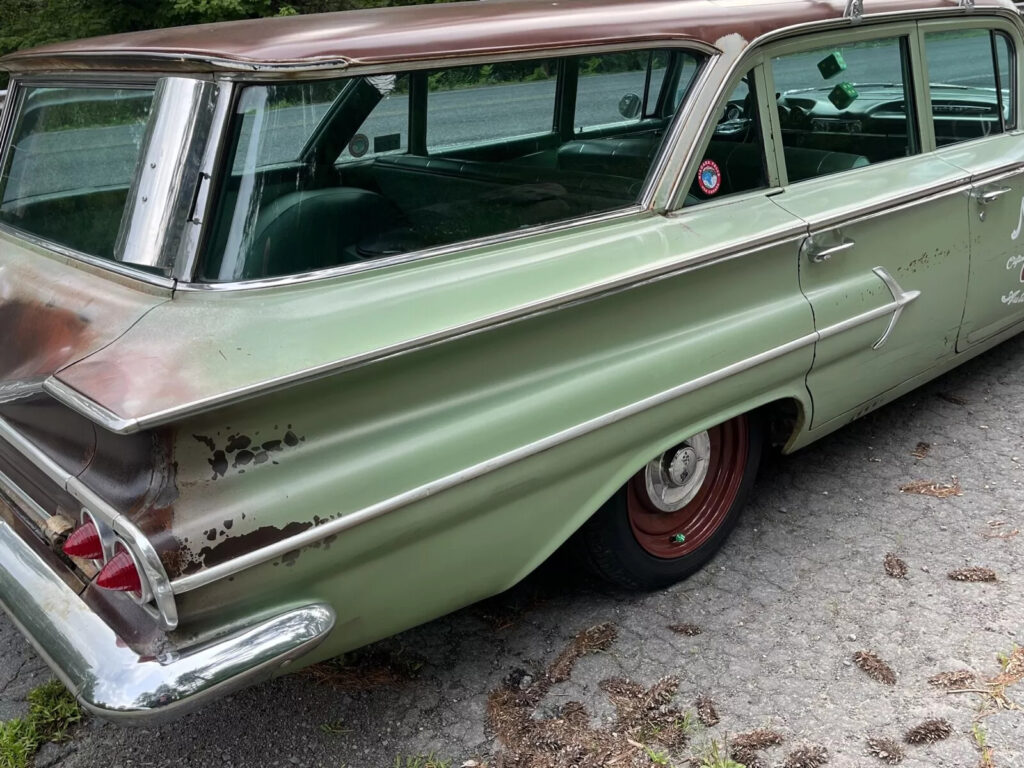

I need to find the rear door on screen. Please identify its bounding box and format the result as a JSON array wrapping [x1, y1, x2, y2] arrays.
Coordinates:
[[917, 19, 1024, 349], [763, 25, 972, 428]]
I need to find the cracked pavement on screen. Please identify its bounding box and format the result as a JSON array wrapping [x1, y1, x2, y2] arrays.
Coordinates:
[[2, 335, 1023, 767]]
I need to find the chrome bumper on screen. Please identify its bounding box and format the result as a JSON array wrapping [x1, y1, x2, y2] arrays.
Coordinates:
[[0, 519, 335, 725]]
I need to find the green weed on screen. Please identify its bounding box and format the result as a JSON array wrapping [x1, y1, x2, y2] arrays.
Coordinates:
[[0, 680, 82, 768], [698, 739, 745, 768]]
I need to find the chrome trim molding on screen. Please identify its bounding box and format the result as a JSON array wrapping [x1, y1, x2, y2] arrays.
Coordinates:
[[0, 377, 45, 405], [0, 415, 179, 629], [172, 327, 821, 593], [47, 226, 808, 435], [0, 469, 51, 525], [869, 266, 921, 349], [180, 206, 645, 292], [117, 77, 220, 271], [171, 258, 924, 593], [0, 515, 334, 725]]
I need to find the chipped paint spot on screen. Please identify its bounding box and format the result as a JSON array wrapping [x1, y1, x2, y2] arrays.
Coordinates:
[[226, 434, 251, 452], [233, 449, 255, 467], [192, 521, 314, 570]]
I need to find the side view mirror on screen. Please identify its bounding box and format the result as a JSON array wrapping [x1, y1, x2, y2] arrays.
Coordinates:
[[618, 93, 642, 119]]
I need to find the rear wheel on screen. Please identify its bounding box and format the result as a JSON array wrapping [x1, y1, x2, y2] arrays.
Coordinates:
[[576, 413, 762, 590]]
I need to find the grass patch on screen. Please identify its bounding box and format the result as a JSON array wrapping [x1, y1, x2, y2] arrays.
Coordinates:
[[392, 755, 450, 768], [0, 680, 82, 768]]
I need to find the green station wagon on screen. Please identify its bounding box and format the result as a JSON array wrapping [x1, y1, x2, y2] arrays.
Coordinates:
[[1, 0, 1023, 724]]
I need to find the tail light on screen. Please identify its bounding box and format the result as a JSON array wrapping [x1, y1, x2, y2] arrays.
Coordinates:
[[62, 521, 104, 560], [95, 550, 143, 593]]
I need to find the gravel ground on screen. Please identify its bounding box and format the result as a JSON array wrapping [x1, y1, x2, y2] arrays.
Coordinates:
[[2, 334, 1023, 768]]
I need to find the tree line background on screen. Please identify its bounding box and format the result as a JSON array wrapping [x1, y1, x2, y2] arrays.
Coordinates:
[[0, 0, 457, 86]]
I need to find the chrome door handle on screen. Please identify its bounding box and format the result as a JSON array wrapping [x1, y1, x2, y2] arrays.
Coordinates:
[[972, 185, 1012, 205], [802, 236, 856, 263]]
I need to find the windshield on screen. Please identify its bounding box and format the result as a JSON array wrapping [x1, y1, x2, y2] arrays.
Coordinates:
[[0, 86, 155, 260]]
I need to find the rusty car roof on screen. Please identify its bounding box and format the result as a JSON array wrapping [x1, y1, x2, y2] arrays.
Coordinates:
[[1, 0, 1016, 75]]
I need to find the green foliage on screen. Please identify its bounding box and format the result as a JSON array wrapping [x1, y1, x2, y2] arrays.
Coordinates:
[[0, 719, 36, 768], [26, 681, 82, 743], [0, 681, 82, 768]]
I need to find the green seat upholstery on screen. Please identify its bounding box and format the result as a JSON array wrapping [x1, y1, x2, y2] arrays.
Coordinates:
[[243, 188, 402, 279]]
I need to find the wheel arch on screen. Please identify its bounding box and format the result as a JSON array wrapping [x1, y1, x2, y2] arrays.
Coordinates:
[[500, 389, 811, 588]]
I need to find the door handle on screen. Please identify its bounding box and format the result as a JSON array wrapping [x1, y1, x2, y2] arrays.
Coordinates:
[[801, 236, 856, 263], [972, 185, 1012, 205]]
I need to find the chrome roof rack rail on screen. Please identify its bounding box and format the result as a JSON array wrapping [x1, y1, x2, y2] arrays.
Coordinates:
[[959, 0, 976, 8], [844, 0, 863, 22]]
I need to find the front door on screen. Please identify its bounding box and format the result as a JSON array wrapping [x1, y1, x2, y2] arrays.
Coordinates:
[[765, 29, 972, 428], [917, 23, 1024, 349]]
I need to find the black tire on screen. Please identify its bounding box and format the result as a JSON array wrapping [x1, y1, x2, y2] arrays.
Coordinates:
[[574, 413, 763, 590]]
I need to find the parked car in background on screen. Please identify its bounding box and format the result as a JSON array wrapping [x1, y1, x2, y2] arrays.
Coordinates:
[[1, 0, 1023, 724]]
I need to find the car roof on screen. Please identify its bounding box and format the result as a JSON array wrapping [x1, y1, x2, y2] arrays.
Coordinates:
[[0, 0, 1017, 75]]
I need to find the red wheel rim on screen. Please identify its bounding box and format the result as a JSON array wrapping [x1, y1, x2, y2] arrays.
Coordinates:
[[627, 417, 749, 559]]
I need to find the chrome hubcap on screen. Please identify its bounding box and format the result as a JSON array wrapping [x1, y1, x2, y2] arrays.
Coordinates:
[[643, 431, 711, 512]]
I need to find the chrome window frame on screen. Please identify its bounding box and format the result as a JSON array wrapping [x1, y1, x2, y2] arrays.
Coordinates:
[[178, 39, 719, 291], [916, 15, 1023, 149]]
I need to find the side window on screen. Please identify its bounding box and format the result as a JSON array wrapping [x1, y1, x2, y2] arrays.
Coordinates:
[[686, 70, 768, 204], [925, 29, 1014, 147], [203, 48, 708, 282], [575, 51, 655, 133], [231, 79, 345, 172], [771, 36, 918, 183], [0, 86, 154, 260], [339, 75, 410, 163], [426, 60, 557, 153]]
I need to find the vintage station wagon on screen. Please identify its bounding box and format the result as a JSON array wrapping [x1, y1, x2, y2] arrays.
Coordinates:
[[1, 0, 1024, 723]]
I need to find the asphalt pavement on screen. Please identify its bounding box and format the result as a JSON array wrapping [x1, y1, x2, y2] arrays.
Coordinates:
[[2, 321, 1023, 767]]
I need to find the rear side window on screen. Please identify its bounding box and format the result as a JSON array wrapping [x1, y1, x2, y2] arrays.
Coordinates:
[[771, 36, 919, 183], [924, 29, 1014, 147], [426, 61, 558, 152], [202, 48, 707, 283], [0, 86, 154, 259]]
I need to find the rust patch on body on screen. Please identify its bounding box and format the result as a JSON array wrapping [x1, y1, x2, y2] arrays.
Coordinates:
[[191, 520, 314, 571], [0, 299, 92, 379]]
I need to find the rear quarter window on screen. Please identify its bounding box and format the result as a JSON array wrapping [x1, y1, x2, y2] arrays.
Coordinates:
[[0, 86, 154, 260]]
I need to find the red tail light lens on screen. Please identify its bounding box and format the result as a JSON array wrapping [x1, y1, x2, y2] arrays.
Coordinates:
[[62, 521, 103, 560], [95, 551, 143, 593]]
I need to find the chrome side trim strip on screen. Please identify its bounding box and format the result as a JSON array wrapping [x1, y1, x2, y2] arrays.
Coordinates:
[[0, 415, 178, 629], [0, 517, 334, 725], [0, 377, 46, 405], [47, 225, 809, 435], [870, 266, 921, 349], [177, 206, 645, 292], [0, 469, 51, 524], [171, 262, 925, 593], [170, 327, 821, 594]]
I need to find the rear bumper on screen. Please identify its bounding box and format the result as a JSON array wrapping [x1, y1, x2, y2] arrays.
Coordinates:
[[0, 518, 335, 725]]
